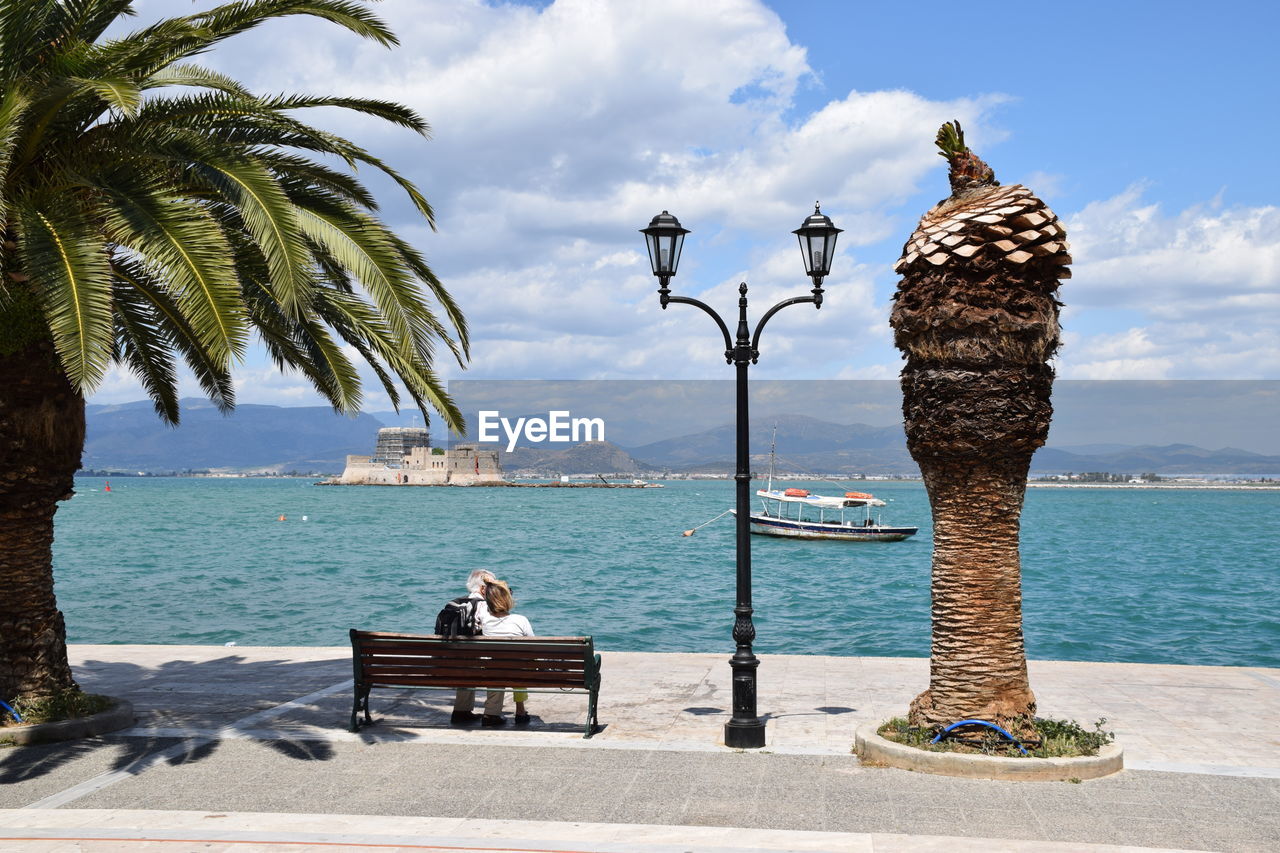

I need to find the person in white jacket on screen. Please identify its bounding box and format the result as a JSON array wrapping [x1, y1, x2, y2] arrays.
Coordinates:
[[478, 579, 533, 726]]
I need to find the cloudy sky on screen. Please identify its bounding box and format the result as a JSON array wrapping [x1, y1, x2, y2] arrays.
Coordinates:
[[91, 0, 1280, 412]]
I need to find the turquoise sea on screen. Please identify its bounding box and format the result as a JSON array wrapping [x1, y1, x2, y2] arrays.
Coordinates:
[[53, 477, 1280, 667]]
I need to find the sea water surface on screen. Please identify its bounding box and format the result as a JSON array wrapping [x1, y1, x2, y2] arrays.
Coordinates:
[[52, 477, 1280, 667]]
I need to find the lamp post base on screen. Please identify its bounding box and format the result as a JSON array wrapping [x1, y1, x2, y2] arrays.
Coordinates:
[[724, 719, 767, 749]]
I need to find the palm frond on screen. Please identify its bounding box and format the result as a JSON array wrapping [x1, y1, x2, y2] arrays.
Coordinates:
[[15, 201, 116, 389], [188, 0, 397, 49], [0, 2, 59, 84], [936, 120, 967, 159], [89, 17, 206, 80], [263, 93, 430, 137], [113, 278, 181, 424], [265, 151, 379, 210], [102, 186, 248, 361], [388, 231, 469, 362], [294, 204, 419, 353], [0, 85, 31, 224], [144, 63, 253, 97], [95, 1, 394, 81], [111, 257, 236, 412], [51, 0, 137, 49], [191, 152, 311, 317], [313, 288, 463, 433], [70, 75, 143, 116], [241, 275, 363, 412]]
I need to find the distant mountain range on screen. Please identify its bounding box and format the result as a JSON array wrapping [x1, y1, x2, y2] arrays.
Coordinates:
[[501, 441, 649, 477], [84, 399, 383, 473], [82, 401, 1280, 476]]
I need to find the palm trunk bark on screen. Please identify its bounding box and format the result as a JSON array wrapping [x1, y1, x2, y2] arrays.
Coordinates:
[[0, 337, 83, 702], [900, 364, 1052, 730]]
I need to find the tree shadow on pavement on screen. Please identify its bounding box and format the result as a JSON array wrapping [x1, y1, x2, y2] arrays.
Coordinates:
[[0, 651, 347, 784]]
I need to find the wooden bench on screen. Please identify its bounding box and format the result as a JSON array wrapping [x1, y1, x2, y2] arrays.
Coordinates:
[[349, 630, 602, 738]]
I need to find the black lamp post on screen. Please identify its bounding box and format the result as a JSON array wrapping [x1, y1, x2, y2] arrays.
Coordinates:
[[641, 203, 842, 748]]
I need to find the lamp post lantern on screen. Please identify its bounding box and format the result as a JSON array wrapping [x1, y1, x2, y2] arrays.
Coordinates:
[[641, 203, 842, 748]]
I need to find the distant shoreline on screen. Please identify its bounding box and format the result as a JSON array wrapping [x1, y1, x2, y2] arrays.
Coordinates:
[[74, 473, 1279, 491], [1026, 482, 1280, 491]]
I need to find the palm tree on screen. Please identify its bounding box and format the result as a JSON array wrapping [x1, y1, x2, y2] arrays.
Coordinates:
[[889, 122, 1069, 732], [0, 1, 468, 704]]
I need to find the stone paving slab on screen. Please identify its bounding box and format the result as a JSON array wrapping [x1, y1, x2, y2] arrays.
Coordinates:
[[3, 741, 1276, 850], [0, 809, 1216, 852]]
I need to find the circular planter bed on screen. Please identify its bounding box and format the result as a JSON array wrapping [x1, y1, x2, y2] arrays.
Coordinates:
[[1, 699, 134, 746], [855, 721, 1123, 781]]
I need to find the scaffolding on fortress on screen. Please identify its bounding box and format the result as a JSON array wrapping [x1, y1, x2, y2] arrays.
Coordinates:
[[372, 427, 430, 467]]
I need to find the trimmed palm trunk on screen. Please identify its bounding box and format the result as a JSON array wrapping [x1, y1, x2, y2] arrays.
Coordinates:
[[0, 336, 84, 702], [890, 122, 1069, 730]]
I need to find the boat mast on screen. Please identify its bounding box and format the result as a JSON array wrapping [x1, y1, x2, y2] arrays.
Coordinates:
[[767, 422, 777, 492]]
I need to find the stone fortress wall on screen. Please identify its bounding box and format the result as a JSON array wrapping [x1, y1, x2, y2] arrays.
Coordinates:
[[335, 428, 504, 485]]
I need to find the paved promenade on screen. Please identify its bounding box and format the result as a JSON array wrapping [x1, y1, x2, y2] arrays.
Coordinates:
[[2, 645, 1278, 852]]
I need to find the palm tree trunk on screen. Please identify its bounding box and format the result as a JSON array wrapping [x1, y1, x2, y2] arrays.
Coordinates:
[[910, 457, 1035, 727], [902, 365, 1050, 730], [0, 337, 83, 702]]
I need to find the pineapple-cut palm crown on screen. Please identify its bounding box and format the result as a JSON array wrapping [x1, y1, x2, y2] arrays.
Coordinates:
[[936, 120, 998, 196]]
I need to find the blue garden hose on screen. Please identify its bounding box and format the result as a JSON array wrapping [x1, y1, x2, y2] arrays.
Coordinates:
[[0, 699, 22, 724], [931, 718, 1029, 755]]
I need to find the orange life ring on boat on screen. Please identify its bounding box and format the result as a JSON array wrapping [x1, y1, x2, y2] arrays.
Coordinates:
[[844, 491, 874, 499], [784, 488, 809, 497]]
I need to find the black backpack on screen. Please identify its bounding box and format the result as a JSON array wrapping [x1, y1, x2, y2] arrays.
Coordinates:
[[434, 595, 481, 639]]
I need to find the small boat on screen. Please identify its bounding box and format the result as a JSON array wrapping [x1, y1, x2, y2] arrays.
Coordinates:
[[729, 426, 917, 542], [735, 488, 917, 541]]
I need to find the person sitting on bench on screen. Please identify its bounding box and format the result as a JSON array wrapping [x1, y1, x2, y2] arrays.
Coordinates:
[[478, 579, 534, 726]]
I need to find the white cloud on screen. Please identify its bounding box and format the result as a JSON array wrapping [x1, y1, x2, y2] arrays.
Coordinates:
[[1059, 186, 1280, 378]]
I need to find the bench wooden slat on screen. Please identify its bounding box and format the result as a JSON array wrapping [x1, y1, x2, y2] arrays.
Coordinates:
[[360, 650, 588, 666], [358, 635, 589, 648], [364, 662, 586, 677], [366, 660, 588, 676], [359, 648, 588, 663], [365, 675, 589, 690], [350, 634, 593, 648], [355, 640, 586, 653], [368, 655, 586, 676], [362, 659, 588, 675]]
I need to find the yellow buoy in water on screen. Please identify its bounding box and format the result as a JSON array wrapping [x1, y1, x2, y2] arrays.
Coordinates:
[[682, 529, 695, 536], [277, 514, 286, 522]]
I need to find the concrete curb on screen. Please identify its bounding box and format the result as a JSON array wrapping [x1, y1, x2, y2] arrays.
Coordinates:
[[855, 721, 1124, 781], [0, 699, 134, 746]]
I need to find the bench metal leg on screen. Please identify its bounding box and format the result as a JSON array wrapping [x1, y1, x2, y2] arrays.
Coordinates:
[[350, 687, 373, 732], [584, 687, 600, 739]]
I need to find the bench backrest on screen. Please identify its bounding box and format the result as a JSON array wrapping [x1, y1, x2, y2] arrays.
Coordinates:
[[350, 630, 598, 691]]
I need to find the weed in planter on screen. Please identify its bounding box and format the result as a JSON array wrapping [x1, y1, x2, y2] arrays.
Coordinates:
[[4, 690, 113, 726], [878, 716, 1114, 758]]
